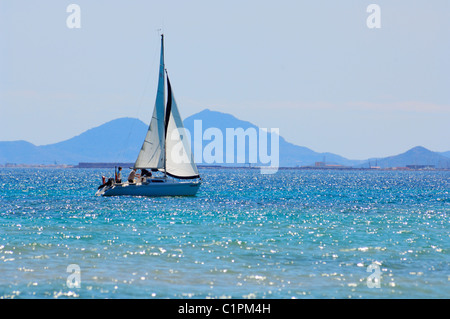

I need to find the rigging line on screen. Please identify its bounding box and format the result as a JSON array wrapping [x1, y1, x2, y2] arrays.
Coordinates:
[[116, 35, 160, 163]]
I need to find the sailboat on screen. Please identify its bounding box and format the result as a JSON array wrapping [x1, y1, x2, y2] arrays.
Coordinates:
[[96, 34, 201, 197]]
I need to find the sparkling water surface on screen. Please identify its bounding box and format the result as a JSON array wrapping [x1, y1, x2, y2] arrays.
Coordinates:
[[0, 168, 448, 298]]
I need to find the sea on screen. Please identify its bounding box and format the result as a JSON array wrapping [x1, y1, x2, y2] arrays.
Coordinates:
[[0, 168, 448, 299]]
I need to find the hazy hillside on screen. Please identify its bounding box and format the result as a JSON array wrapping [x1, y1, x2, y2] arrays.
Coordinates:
[[360, 146, 450, 169], [440, 151, 450, 158], [0, 140, 47, 164], [184, 109, 361, 167], [0, 118, 147, 165], [40, 117, 148, 164], [0, 110, 448, 168]]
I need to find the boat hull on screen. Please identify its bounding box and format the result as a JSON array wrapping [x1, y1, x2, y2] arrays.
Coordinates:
[[97, 180, 201, 197]]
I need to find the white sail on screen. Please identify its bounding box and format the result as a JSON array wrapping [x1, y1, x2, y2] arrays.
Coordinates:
[[164, 76, 200, 179], [97, 34, 201, 197], [134, 35, 166, 169]]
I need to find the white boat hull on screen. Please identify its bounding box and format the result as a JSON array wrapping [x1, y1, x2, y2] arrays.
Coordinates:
[[96, 179, 201, 197]]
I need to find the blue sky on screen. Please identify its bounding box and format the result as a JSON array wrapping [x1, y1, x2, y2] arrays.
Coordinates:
[[1, 0, 449, 159]]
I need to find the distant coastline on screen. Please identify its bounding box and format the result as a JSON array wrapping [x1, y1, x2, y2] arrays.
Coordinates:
[[1, 112, 449, 169], [1, 162, 449, 171]]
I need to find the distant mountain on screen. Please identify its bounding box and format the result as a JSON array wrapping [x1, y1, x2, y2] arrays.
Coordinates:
[[0, 118, 148, 165], [0, 110, 360, 167], [440, 151, 450, 158], [183, 109, 361, 167], [0, 110, 448, 168], [360, 146, 450, 169], [0, 140, 47, 164], [40, 117, 148, 164]]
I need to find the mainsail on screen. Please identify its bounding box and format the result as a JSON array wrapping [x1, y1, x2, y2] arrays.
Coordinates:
[[134, 35, 166, 169], [134, 34, 199, 180]]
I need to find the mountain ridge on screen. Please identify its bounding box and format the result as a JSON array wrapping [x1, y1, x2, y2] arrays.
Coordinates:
[[1, 109, 449, 168], [360, 146, 450, 169], [183, 109, 361, 167]]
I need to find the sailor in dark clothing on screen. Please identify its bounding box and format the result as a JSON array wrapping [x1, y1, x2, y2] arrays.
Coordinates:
[[141, 169, 152, 177], [98, 178, 114, 190]]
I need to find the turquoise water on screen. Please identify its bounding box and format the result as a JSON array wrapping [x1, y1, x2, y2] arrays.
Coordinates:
[[0, 168, 448, 298]]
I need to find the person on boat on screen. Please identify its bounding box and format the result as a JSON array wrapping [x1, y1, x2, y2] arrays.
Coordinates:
[[98, 177, 114, 190], [127, 168, 140, 183], [141, 169, 152, 177], [139, 168, 152, 182], [115, 166, 122, 183]]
